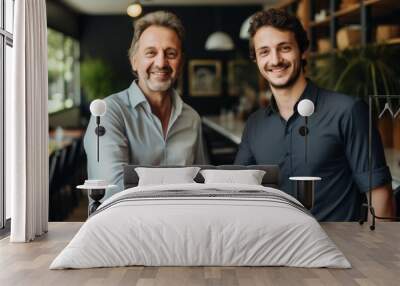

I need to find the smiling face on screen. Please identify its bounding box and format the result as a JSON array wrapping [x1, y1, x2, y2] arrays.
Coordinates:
[[253, 26, 306, 90], [131, 25, 182, 94]]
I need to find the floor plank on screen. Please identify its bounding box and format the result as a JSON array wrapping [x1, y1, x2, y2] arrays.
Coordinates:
[[0, 222, 399, 286]]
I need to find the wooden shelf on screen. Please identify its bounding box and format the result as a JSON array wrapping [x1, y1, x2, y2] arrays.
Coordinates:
[[334, 3, 360, 18], [309, 17, 331, 28], [364, 0, 382, 7], [385, 38, 400, 45], [309, 0, 400, 48], [309, 3, 362, 27], [309, 38, 400, 59], [310, 0, 398, 26]]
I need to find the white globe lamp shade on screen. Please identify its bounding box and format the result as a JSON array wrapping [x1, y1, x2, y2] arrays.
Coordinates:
[[90, 99, 107, 117], [205, 31, 234, 51], [127, 3, 142, 18], [240, 16, 251, 40], [297, 99, 315, 117]]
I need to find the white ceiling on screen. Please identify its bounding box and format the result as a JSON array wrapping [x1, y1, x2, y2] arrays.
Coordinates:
[[61, 0, 278, 15]]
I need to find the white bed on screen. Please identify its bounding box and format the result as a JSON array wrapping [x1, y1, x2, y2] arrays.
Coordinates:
[[50, 182, 351, 269]]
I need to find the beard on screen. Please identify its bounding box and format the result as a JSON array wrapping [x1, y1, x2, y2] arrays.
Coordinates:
[[145, 66, 174, 92], [147, 78, 173, 92], [265, 60, 302, 90]]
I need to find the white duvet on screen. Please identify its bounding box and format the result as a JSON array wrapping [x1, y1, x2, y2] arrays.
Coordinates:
[[50, 183, 351, 269]]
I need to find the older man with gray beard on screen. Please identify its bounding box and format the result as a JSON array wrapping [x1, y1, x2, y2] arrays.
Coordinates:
[[84, 11, 207, 199]]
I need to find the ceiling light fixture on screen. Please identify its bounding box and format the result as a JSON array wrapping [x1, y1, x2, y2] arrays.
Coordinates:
[[127, 1, 143, 18], [205, 31, 234, 51], [240, 16, 251, 40]]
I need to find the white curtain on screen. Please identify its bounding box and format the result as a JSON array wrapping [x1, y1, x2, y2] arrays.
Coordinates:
[[7, 0, 48, 242]]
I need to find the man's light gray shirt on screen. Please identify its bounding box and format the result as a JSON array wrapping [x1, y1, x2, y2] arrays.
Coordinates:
[[84, 81, 207, 197]]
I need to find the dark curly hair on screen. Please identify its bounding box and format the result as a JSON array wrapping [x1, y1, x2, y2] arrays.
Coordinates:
[[248, 9, 309, 67]]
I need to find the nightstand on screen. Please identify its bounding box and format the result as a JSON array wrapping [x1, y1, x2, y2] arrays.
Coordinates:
[[289, 176, 321, 210], [77, 180, 117, 215]]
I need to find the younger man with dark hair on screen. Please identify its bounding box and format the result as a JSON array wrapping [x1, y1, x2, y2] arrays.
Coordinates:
[[235, 9, 395, 221]]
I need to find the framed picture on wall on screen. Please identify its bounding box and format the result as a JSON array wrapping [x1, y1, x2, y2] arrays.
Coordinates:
[[189, 59, 222, 96], [227, 59, 259, 96]]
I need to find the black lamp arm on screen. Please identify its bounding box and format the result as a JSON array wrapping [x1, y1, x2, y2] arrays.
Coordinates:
[[94, 116, 106, 162]]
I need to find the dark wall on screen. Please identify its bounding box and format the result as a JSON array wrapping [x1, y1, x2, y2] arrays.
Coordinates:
[[79, 15, 133, 92], [47, 0, 80, 39], [79, 5, 262, 115]]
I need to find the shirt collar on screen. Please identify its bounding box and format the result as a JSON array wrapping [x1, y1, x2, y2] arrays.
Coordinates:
[[127, 80, 147, 109], [127, 80, 183, 117], [265, 79, 319, 117]]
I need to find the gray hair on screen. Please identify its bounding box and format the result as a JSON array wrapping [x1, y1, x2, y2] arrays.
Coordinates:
[[128, 11, 185, 59]]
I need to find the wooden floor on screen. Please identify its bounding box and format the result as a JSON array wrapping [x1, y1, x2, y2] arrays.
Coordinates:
[[0, 222, 399, 286]]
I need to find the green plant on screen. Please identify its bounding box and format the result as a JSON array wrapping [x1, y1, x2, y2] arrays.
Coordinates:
[[309, 44, 400, 101], [80, 57, 115, 101]]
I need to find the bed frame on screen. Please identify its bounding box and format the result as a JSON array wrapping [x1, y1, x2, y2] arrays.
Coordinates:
[[123, 165, 280, 189]]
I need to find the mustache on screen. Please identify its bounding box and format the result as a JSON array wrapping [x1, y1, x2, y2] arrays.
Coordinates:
[[264, 62, 290, 71], [149, 66, 173, 73]]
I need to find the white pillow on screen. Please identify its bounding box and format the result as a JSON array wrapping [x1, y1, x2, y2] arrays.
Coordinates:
[[135, 167, 201, 186], [200, 169, 266, 185]]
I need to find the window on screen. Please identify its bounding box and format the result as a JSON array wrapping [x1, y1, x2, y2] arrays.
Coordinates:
[[5, 0, 13, 33], [47, 28, 80, 114], [1, 0, 14, 230]]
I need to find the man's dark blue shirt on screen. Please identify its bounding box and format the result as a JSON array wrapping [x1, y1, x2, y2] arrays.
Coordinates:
[[235, 81, 392, 221]]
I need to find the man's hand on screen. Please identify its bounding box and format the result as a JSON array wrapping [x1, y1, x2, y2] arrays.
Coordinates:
[[369, 184, 396, 220]]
